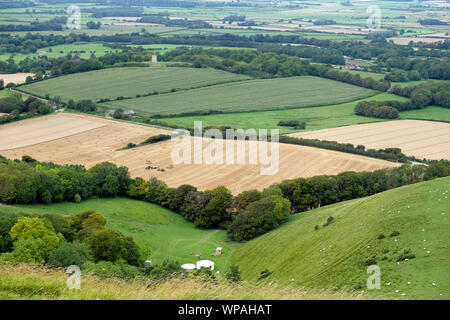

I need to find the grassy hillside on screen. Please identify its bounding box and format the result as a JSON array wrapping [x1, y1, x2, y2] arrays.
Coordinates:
[[233, 177, 450, 299], [0, 264, 364, 300], [0, 198, 240, 272], [106, 76, 375, 115], [20, 67, 250, 102]]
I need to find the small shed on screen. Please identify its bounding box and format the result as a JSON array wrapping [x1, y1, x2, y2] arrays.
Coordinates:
[[215, 247, 223, 255], [196, 260, 215, 271], [181, 263, 196, 272], [152, 54, 158, 63]]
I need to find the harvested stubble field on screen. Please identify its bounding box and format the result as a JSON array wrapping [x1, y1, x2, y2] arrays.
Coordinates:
[[289, 120, 450, 161], [0, 113, 399, 193], [0, 73, 34, 85], [20, 67, 251, 102], [106, 76, 375, 115]]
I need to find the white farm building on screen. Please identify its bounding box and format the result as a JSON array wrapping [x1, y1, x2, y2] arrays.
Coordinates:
[[196, 260, 215, 271]]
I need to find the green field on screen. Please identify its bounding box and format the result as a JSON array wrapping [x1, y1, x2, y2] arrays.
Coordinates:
[[157, 92, 406, 133], [20, 67, 251, 102], [401, 106, 450, 122], [0, 198, 240, 272], [233, 177, 450, 299], [0, 43, 117, 63], [106, 76, 375, 115]]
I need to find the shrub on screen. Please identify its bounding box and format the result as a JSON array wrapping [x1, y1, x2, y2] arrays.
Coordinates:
[[323, 216, 334, 227], [74, 193, 81, 203], [9, 217, 64, 259], [87, 228, 125, 262], [226, 265, 241, 282], [2, 238, 47, 264], [47, 240, 93, 268], [227, 194, 290, 241], [377, 234, 385, 240], [257, 269, 273, 281], [389, 231, 400, 237], [83, 260, 142, 279], [149, 260, 181, 279]]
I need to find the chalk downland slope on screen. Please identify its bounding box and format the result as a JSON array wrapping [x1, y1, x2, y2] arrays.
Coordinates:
[[289, 120, 450, 161], [233, 177, 450, 299], [0, 114, 399, 194], [19, 67, 251, 102]]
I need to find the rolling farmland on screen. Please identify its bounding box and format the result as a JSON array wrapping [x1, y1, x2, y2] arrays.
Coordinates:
[[20, 67, 251, 102], [105, 76, 375, 115], [288, 120, 450, 161], [0, 113, 399, 194]]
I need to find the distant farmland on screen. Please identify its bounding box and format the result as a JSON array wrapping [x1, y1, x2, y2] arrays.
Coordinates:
[[106, 76, 375, 115], [20, 67, 251, 102]]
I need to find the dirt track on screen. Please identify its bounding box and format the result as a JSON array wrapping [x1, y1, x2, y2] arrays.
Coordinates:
[[289, 120, 450, 161], [0, 113, 399, 193]]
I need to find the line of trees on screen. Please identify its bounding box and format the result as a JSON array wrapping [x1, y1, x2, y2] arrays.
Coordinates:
[[168, 48, 390, 91], [354, 102, 399, 119], [0, 94, 51, 124], [0, 17, 66, 32], [391, 82, 450, 109], [1, 156, 449, 242]]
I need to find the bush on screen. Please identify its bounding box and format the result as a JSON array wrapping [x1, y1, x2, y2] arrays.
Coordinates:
[[9, 217, 64, 259], [389, 231, 400, 237], [0, 212, 20, 253], [227, 193, 291, 241], [149, 260, 181, 279], [2, 238, 47, 264], [226, 265, 241, 282], [87, 228, 125, 262], [257, 269, 273, 281], [323, 216, 334, 227], [87, 228, 141, 265], [355, 101, 399, 119], [47, 240, 93, 268], [83, 260, 142, 279]]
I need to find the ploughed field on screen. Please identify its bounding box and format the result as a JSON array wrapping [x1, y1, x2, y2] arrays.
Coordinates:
[[288, 120, 450, 161], [0, 113, 399, 194]]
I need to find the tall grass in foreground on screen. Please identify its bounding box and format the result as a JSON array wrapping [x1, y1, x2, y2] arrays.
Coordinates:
[[0, 263, 366, 300]]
